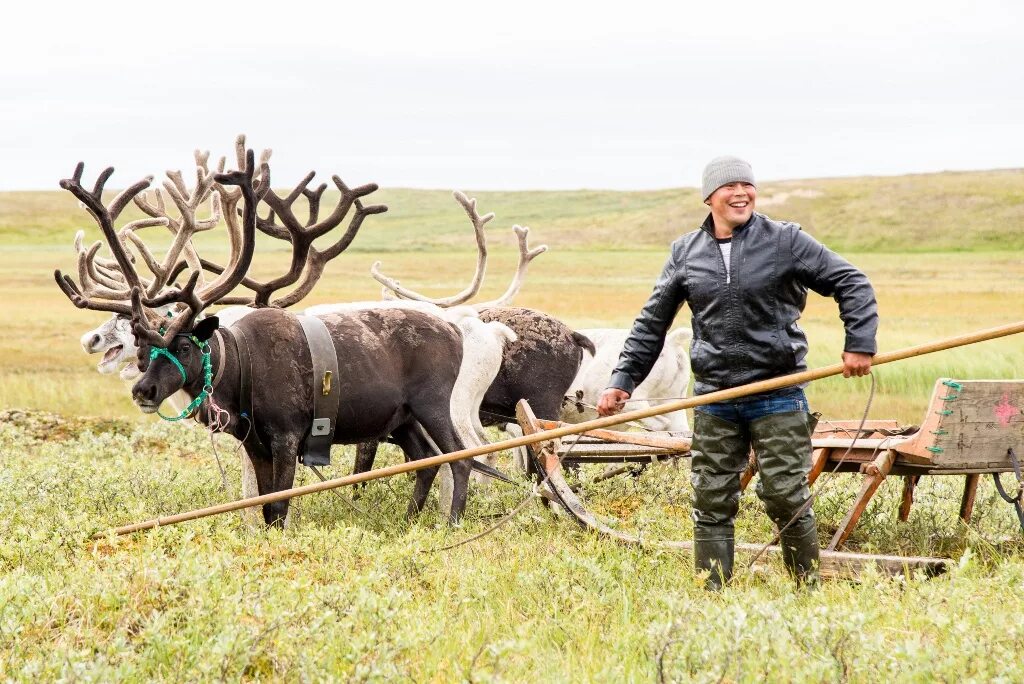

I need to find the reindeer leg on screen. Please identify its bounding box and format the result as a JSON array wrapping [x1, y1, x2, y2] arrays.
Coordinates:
[[240, 446, 264, 529], [352, 440, 381, 500], [262, 434, 299, 528], [391, 425, 441, 518], [353, 440, 380, 474], [244, 447, 278, 527], [413, 414, 472, 524]]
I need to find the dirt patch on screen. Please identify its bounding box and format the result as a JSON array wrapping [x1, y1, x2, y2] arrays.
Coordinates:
[[0, 408, 135, 442]]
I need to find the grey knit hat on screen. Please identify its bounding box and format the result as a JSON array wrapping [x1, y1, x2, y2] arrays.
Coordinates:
[[701, 156, 755, 201]]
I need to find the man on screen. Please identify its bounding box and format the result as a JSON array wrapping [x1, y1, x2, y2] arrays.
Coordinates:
[[597, 156, 877, 589]]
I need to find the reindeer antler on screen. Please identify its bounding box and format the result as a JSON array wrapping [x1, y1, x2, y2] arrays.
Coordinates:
[[475, 224, 547, 307], [124, 150, 224, 297], [130, 147, 270, 348], [372, 191, 546, 309], [237, 166, 386, 307], [53, 165, 155, 315], [370, 191, 492, 306]]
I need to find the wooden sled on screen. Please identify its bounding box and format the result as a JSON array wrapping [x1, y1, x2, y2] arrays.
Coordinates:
[[516, 400, 950, 580], [742, 378, 1024, 550]]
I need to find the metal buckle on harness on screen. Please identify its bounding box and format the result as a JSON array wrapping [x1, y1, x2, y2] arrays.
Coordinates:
[[311, 418, 332, 437]]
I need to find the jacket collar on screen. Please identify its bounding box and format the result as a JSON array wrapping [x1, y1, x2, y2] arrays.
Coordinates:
[[699, 212, 757, 238]]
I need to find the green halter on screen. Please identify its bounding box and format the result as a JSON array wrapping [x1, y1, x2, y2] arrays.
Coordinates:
[[150, 334, 214, 422]]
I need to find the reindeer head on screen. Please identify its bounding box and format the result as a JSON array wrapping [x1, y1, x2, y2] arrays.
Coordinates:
[[131, 316, 219, 413], [127, 147, 268, 414]]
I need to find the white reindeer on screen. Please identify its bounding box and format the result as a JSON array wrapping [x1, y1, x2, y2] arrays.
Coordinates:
[[562, 327, 692, 432]]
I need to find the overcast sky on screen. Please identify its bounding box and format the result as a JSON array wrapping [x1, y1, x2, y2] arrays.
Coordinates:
[[2, 0, 1021, 191]]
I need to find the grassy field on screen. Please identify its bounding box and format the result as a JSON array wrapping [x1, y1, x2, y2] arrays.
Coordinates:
[[1, 173, 1023, 680]]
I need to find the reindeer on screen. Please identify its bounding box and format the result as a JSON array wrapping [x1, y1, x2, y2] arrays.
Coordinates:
[[563, 327, 692, 432], [367, 192, 597, 477], [55, 147, 498, 526], [370, 192, 694, 473], [66, 139, 520, 520]]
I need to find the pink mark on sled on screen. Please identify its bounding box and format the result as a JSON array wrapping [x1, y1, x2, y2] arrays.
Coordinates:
[[995, 393, 1021, 427]]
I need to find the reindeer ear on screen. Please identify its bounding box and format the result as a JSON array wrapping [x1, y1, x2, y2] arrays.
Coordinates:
[[192, 316, 220, 342]]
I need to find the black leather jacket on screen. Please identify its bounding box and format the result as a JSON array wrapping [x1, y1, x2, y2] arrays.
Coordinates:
[[609, 213, 878, 396]]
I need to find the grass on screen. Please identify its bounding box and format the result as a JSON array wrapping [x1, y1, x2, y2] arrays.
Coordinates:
[[4, 247, 1021, 421], [1, 175, 1023, 680], [1, 412, 1022, 681], [4, 168, 1024, 252]]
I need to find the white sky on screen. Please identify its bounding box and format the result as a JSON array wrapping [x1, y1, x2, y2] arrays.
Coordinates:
[[2, 0, 1021, 191]]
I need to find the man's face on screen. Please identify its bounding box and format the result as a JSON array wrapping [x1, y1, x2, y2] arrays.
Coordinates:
[[706, 182, 756, 228]]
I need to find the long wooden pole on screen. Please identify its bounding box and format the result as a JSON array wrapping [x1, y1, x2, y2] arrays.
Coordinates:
[[98, 319, 1024, 538]]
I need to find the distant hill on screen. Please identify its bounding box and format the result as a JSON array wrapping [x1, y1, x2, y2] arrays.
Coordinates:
[[2, 169, 1021, 253]]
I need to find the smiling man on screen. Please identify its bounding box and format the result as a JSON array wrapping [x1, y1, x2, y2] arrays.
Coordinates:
[[597, 156, 878, 589]]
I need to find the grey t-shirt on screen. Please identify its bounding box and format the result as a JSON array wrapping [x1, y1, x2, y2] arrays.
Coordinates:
[[717, 238, 732, 283]]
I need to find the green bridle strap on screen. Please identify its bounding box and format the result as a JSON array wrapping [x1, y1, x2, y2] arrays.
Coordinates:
[[151, 335, 214, 422], [150, 346, 187, 383]]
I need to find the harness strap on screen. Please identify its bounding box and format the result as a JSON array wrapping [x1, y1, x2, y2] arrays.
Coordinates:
[[221, 325, 271, 455], [295, 314, 341, 467], [151, 346, 187, 383], [210, 329, 227, 392]]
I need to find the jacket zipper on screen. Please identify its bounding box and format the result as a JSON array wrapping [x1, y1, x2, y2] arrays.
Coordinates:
[[701, 224, 739, 385]]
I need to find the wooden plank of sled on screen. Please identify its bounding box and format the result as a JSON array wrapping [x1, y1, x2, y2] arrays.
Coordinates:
[[812, 437, 914, 450], [537, 419, 693, 451], [894, 379, 1023, 464]]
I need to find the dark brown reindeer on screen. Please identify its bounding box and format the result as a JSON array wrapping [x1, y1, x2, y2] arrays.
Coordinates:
[[59, 149, 478, 527], [356, 192, 596, 478]]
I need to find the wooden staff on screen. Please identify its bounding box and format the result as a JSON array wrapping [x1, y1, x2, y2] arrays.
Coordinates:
[[98, 319, 1024, 538]]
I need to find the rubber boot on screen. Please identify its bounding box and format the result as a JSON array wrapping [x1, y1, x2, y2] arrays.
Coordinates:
[[780, 514, 820, 588], [749, 410, 820, 588], [691, 411, 748, 591], [695, 525, 734, 591]]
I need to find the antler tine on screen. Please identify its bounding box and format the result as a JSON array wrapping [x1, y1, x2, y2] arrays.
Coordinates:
[[59, 163, 152, 294], [254, 207, 289, 240], [78, 241, 131, 297], [54, 270, 135, 316], [121, 232, 167, 285], [72, 231, 124, 292], [197, 148, 262, 306], [371, 190, 491, 307], [303, 183, 329, 225], [476, 224, 548, 308], [270, 198, 388, 308]]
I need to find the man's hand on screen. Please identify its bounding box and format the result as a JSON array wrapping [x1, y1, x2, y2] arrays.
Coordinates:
[[842, 351, 873, 378], [598, 388, 631, 416]]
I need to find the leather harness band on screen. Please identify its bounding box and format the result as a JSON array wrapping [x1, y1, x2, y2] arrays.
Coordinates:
[[215, 316, 340, 466], [218, 325, 271, 456], [295, 315, 341, 466]]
